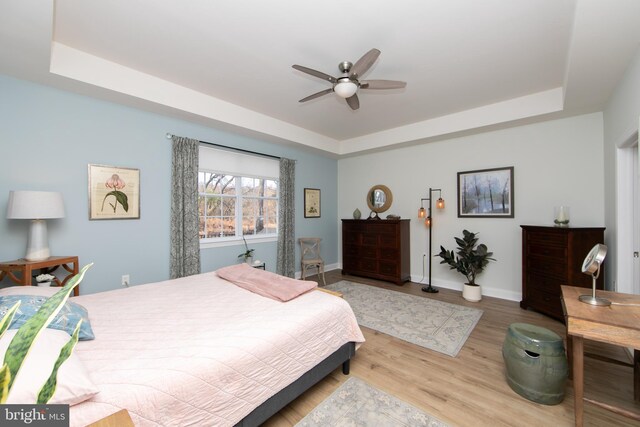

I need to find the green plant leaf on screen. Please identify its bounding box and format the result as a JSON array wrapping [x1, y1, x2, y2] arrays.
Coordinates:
[[0, 302, 19, 403], [435, 231, 495, 286], [36, 320, 81, 404], [3, 263, 92, 393], [0, 364, 10, 404], [0, 301, 20, 339], [114, 191, 129, 212]]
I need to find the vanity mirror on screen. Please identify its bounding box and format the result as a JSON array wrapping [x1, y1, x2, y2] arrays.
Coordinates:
[[367, 185, 393, 218]]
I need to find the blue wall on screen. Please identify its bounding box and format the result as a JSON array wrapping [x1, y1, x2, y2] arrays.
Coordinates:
[[0, 75, 338, 294]]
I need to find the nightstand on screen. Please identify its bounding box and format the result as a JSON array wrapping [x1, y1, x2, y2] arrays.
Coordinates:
[[0, 256, 80, 296]]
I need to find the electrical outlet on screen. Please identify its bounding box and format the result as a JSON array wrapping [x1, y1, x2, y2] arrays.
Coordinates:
[[121, 274, 130, 287]]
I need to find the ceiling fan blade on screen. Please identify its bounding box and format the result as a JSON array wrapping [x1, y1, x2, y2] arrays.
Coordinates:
[[360, 80, 407, 90], [299, 88, 334, 103], [292, 65, 337, 84], [349, 48, 380, 79], [346, 93, 360, 110]]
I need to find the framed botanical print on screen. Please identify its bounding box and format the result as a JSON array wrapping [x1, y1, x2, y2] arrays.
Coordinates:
[[457, 166, 514, 218], [304, 188, 321, 218], [88, 164, 140, 220]]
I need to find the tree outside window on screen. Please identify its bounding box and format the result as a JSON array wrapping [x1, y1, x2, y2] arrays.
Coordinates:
[[198, 172, 278, 240]]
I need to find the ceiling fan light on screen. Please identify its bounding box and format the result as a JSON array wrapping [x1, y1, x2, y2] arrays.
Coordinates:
[[334, 80, 358, 98]]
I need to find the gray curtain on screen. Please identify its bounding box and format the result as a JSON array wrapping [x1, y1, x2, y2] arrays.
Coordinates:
[[276, 158, 295, 277], [170, 136, 201, 278]]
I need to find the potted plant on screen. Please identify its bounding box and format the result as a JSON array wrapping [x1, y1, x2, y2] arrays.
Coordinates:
[[237, 236, 255, 264], [35, 273, 56, 287], [0, 264, 91, 403], [436, 230, 496, 302]]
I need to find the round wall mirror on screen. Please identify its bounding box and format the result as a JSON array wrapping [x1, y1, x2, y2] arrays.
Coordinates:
[[367, 185, 393, 213]]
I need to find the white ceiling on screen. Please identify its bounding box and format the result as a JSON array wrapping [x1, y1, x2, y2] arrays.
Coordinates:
[[1, 0, 639, 156]]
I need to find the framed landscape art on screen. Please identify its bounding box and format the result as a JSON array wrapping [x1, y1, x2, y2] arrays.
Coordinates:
[[457, 166, 514, 218], [88, 164, 140, 220]]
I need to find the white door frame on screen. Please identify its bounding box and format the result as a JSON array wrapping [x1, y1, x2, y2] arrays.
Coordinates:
[[615, 128, 639, 294]]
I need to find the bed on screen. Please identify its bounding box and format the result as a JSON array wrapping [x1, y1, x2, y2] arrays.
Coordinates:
[[57, 270, 365, 426]]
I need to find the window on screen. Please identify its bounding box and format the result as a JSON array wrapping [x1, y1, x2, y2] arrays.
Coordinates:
[[198, 173, 278, 240], [198, 146, 279, 245]]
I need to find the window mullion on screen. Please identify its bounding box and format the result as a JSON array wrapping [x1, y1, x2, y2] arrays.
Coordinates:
[[236, 175, 242, 237]]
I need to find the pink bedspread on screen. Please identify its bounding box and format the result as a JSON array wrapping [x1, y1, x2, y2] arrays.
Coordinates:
[[69, 272, 364, 426], [216, 263, 317, 301]]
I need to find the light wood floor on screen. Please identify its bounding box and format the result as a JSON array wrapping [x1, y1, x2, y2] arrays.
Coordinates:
[[263, 270, 640, 427]]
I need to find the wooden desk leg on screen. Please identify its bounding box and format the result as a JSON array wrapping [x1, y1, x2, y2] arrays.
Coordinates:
[[567, 334, 573, 379], [635, 350, 640, 402], [573, 336, 584, 427]]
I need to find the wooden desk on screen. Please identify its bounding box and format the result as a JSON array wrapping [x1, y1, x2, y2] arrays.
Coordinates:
[[0, 256, 80, 296], [316, 287, 343, 298], [87, 409, 134, 427], [561, 285, 640, 426]]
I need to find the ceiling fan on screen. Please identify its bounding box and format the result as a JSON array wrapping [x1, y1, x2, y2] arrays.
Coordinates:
[[292, 48, 406, 110]]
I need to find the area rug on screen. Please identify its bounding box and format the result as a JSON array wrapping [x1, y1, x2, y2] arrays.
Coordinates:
[[325, 281, 483, 357], [295, 377, 449, 427]]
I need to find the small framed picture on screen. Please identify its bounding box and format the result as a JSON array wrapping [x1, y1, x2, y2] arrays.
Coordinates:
[[88, 164, 140, 220], [304, 188, 321, 218], [457, 166, 514, 218]]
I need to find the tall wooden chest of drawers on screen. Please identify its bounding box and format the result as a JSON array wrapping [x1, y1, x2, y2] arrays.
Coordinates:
[[342, 219, 410, 285], [520, 225, 605, 321]]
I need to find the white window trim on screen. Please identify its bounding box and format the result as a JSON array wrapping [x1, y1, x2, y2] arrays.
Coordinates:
[[200, 235, 278, 250]]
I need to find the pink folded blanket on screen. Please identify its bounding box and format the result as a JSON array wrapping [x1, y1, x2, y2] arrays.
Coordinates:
[[216, 263, 317, 302]]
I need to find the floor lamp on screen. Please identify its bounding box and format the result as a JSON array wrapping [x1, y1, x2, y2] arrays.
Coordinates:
[[418, 188, 445, 293]]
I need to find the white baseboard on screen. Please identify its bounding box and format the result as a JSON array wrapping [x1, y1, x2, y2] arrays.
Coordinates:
[[309, 265, 522, 302], [295, 262, 340, 280], [410, 275, 521, 302]]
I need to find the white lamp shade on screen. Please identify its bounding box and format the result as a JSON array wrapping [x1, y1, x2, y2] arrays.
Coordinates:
[[7, 191, 65, 219], [334, 80, 358, 98]]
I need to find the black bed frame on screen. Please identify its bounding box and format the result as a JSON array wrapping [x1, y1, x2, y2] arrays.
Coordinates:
[[233, 341, 356, 427]]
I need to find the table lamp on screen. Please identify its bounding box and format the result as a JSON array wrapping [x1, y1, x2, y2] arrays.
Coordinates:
[[6, 191, 65, 261]]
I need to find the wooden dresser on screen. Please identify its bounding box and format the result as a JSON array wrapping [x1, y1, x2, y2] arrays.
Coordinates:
[[520, 225, 605, 321], [342, 219, 410, 285]]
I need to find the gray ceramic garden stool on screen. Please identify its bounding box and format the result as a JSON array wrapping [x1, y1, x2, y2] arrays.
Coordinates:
[[502, 322, 568, 405]]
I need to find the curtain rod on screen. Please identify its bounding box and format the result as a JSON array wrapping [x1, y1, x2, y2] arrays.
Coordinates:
[[166, 133, 282, 160]]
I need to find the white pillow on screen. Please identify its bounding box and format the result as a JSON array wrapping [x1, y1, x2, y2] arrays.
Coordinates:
[[0, 286, 59, 298], [0, 329, 98, 405]]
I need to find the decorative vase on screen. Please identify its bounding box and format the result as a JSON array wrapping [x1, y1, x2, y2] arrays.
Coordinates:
[[353, 208, 361, 220], [245, 256, 253, 265], [462, 283, 482, 302], [554, 206, 570, 227], [37, 281, 51, 287]]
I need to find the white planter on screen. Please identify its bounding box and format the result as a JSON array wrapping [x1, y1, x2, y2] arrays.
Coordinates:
[[463, 284, 482, 302], [37, 281, 51, 287], [245, 257, 253, 265]]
